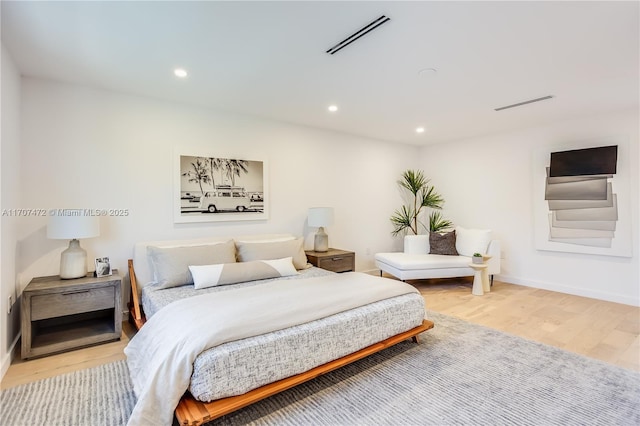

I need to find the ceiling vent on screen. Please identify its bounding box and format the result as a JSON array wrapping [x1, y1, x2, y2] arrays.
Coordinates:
[[326, 15, 391, 55], [494, 95, 554, 111]]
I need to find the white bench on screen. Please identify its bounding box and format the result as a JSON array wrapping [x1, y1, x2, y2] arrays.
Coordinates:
[[375, 227, 500, 283]]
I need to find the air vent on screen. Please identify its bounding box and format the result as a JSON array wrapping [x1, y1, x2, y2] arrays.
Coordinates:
[[494, 95, 554, 111], [326, 15, 391, 55]]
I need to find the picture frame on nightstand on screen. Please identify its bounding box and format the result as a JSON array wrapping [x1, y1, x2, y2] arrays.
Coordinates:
[[95, 257, 112, 277]]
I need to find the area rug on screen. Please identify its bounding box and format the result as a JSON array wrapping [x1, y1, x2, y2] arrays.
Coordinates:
[[2, 311, 639, 426]]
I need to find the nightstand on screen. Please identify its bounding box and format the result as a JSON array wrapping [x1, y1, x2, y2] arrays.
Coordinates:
[[305, 249, 355, 273], [21, 271, 122, 359]]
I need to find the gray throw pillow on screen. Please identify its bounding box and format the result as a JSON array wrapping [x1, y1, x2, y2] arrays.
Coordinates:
[[147, 240, 236, 289], [235, 237, 308, 269], [429, 231, 459, 255]]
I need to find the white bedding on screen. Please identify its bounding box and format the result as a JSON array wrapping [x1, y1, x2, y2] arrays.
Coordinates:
[[125, 272, 420, 426]]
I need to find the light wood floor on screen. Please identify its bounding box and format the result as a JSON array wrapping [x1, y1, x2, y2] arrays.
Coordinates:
[[1, 322, 137, 390], [2, 279, 638, 390], [412, 277, 639, 372]]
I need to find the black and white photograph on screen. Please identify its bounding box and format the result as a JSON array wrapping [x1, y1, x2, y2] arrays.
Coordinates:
[[175, 153, 268, 223], [95, 257, 112, 277]]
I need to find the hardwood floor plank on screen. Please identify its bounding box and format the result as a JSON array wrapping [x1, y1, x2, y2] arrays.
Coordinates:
[[1, 323, 135, 390], [408, 277, 639, 372]]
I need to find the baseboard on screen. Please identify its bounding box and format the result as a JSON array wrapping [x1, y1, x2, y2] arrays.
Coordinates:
[[1, 331, 21, 381], [1, 353, 11, 382], [498, 274, 640, 307], [367, 268, 639, 307]]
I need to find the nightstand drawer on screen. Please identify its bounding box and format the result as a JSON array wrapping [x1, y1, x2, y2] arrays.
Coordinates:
[[317, 255, 353, 273], [306, 249, 355, 273], [31, 286, 115, 321]]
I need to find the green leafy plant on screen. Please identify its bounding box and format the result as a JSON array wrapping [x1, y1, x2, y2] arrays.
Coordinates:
[[428, 211, 453, 233], [472, 252, 484, 264], [390, 169, 450, 235]]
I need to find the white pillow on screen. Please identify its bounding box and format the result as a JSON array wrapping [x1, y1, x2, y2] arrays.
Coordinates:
[[262, 257, 299, 276], [189, 257, 298, 290], [454, 226, 492, 257], [404, 235, 430, 254]]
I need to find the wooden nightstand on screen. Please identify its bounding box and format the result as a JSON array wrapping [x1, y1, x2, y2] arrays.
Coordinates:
[[305, 249, 355, 273], [21, 271, 122, 359]]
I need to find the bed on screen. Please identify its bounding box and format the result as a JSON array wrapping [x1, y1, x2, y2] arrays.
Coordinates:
[[125, 234, 433, 426]]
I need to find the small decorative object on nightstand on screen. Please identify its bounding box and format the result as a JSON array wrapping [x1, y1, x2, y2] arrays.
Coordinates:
[[95, 256, 112, 277], [305, 248, 355, 273], [21, 271, 122, 359], [308, 207, 334, 252]]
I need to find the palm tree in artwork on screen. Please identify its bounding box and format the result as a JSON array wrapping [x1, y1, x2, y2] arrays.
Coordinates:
[[207, 157, 223, 192], [182, 158, 211, 198], [224, 159, 249, 186]]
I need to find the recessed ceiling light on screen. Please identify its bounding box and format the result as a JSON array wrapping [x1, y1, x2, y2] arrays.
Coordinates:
[[174, 68, 188, 78], [416, 127, 425, 133], [328, 105, 338, 112]]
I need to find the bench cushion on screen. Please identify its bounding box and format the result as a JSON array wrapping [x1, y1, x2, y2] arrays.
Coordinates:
[[374, 252, 471, 270]]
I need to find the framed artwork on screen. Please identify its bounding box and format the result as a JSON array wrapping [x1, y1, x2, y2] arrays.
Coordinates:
[[174, 151, 268, 223], [532, 137, 632, 257], [95, 257, 112, 277]]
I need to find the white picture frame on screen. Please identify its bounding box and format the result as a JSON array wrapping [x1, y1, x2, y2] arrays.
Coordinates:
[[174, 151, 269, 223], [95, 257, 112, 277]]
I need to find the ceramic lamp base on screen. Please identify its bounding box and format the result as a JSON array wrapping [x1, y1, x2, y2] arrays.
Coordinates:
[[314, 227, 329, 252], [60, 239, 88, 279]]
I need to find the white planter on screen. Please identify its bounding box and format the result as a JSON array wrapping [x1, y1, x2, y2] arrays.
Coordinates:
[[404, 234, 429, 254]]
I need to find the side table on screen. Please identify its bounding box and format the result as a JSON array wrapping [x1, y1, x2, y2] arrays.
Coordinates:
[[469, 263, 489, 296], [305, 249, 355, 273], [21, 271, 122, 359]]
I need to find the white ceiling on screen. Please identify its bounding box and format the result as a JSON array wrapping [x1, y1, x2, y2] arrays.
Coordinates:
[[2, 1, 638, 146]]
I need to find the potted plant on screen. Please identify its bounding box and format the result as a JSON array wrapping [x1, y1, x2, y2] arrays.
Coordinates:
[[390, 169, 450, 235], [472, 253, 484, 264]]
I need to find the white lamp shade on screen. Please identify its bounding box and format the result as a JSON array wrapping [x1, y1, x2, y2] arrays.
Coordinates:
[[47, 214, 100, 240], [308, 207, 334, 227]]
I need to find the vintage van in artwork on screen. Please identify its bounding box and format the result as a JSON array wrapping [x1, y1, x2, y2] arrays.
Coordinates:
[[198, 186, 251, 213]]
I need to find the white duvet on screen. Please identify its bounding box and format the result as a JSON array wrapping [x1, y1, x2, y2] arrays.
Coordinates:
[[125, 272, 420, 426]]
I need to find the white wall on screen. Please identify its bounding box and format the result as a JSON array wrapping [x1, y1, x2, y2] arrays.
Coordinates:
[[418, 110, 640, 306], [1, 44, 22, 377], [7, 77, 638, 383], [16, 77, 418, 296]]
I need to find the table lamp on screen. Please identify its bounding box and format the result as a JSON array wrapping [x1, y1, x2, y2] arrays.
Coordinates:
[[47, 214, 100, 279], [308, 207, 334, 252]]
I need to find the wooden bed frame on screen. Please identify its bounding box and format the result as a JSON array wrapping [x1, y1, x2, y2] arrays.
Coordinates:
[[127, 259, 434, 426]]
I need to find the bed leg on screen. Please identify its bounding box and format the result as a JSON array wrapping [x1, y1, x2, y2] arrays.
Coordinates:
[[412, 335, 419, 344], [380, 270, 383, 277]]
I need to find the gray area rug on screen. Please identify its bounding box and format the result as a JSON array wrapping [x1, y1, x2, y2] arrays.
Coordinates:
[[2, 311, 639, 426]]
